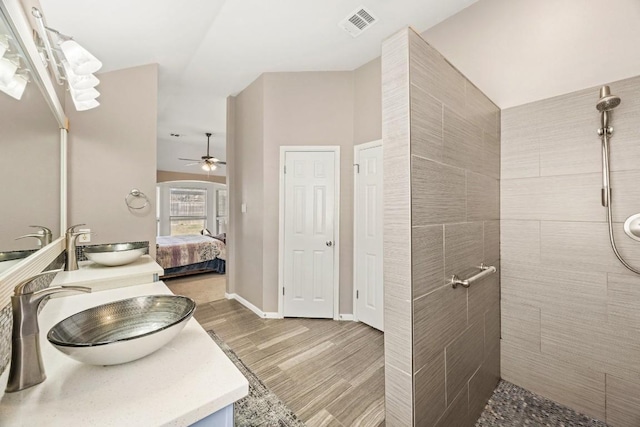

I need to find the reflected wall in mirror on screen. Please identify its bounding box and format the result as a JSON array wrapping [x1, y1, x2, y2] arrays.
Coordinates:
[[0, 15, 60, 261]]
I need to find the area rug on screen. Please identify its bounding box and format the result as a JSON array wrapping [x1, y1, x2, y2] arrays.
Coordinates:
[[207, 330, 306, 427], [476, 380, 607, 426]]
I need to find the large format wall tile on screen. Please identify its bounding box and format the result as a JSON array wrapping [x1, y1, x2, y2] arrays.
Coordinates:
[[412, 156, 466, 225], [409, 30, 465, 116], [443, 106, 484, 174], [501, 106, 539, 179], [501, 341, 606, 421], [541, 221, 640, 275], [467, 172, 499, 222], [413, 284, 467, 372], [434, 384, 470, 427], [414, 353, 446, 426], [483, 221, 500, 264], [501, 299, 541, 353], [501, 173, 601, 221], [500, 220, 540, 265], [468, 344, 500, 424], [412, 225, 445, 299], [465, 80, 499, 137], [607, 273, 640, 331], [606, 373, 640, 427], [501, 262, 607, 322], [411, 84, 443, 162], [445, 321, 484, 404], [444, 222, 484, 279]]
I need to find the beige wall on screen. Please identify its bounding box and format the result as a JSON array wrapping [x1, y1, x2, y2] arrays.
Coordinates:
[[228, 76, 265, 309], [262, 71, 354, 313], [383, 28, 500, 426], [500, 74, 640, 425], [229, 63, 381, 315], [0, 77, 60, 251], [67, 64, 158, 256], [157, 170, 226, 184], [354, 57, 382, 145]]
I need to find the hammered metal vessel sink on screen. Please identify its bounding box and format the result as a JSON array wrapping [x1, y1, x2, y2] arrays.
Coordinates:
[[47, 295, 196, 365], [83, 243, 147, 267]]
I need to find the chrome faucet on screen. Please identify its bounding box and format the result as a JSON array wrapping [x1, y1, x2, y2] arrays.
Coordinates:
[[65, 224, 90, 271], [15, 226, 53, 247], [6, 270, 91, 392]]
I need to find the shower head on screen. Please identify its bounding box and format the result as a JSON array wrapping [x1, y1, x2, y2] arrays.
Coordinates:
[[596, 85, 621, 112]]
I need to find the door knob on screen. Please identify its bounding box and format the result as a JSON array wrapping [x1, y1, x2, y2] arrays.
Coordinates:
[[326, 241, 333, 247]]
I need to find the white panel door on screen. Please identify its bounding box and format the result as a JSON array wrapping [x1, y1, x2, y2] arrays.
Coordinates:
[[283, 151, 336, 318], [355, 143, 383, 331]]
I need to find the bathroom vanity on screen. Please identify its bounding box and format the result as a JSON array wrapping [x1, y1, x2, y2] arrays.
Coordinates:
[[0, 281, 249, 426]]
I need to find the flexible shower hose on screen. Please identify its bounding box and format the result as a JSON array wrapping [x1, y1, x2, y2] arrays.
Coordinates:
[[602, 135, 640, 275]]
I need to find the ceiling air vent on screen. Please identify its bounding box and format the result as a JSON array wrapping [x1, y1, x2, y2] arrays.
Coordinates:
[[339, 6, 378, 38]]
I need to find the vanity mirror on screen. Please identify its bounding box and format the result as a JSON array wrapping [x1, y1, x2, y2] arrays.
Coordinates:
[[0, 0, 67, 277]]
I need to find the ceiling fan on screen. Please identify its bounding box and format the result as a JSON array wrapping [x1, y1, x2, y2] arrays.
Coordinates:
[[179, 132, 226, 171]]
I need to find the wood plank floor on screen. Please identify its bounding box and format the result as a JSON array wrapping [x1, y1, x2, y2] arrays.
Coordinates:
[[194, 298, 385, 426]]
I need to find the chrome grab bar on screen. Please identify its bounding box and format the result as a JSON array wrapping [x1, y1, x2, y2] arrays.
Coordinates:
[[450, 263, 496, 289]]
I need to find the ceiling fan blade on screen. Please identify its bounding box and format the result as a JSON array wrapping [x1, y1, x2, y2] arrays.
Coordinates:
[[183, 162, 202, 166], [179, 158, 201, 162], [216, 161, 226, 165]]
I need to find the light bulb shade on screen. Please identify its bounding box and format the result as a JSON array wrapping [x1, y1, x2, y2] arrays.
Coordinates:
[[62, 60, 99, 90], [71, 97, 99, 111], [0, 74, 28, 100], [201, 162, 217, 172], [60, 40, 102, 75], [70, 85, 100, 102], [0, 57, 18, 86], [0, 37, 8, 59]]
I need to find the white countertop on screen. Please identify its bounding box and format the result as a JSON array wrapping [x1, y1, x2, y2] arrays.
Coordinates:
[[50, 255, 164, 291], [0, 282, 249, 427]]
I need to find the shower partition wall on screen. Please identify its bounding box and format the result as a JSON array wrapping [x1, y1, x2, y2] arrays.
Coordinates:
[[382, 27, 501, 426]]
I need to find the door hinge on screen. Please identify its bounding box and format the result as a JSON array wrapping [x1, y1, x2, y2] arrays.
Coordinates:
[[354, 163, 360, 174], [356, 290, 359, 299], [283, 287, 285, 296]]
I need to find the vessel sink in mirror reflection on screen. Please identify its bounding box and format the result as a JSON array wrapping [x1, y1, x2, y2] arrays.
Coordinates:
[[47, 295, 196, 365], [0, 9, 61, 258]]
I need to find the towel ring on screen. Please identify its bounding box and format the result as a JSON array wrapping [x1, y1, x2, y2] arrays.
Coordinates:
[[125, 188, 149, 210]]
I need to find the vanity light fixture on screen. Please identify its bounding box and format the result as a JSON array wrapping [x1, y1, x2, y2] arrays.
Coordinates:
[[62, 60, 99, 90], [0, 56, 18, 85], [31, 7, 102, 111], [0, 72, 28, 100], [0, 36, 9, 59]]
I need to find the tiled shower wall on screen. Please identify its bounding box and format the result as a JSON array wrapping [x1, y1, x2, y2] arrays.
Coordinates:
[[383, 28, 500, 426], [501, 75, 640, 426]]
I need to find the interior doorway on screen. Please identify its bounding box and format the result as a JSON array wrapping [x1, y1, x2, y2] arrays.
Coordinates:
[[354, 140, 384, 331], [278, 147, 341, 319]]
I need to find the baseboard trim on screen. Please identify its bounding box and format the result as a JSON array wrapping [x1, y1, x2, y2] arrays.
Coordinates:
[[225, 293, 281, 319], [338, 314, 355, 321]]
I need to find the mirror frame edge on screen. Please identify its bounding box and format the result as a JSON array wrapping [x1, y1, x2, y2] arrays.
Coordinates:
[[0, 0, 69, 307]]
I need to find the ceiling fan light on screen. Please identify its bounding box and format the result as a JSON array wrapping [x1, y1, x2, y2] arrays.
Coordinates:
[[62, 60, 99, 90], [0, 74, 27, 100], [60, 40, 102, 75], [201, 162, 217, 172], [71, 97, 100, 111], [70, 85, 100, 102]]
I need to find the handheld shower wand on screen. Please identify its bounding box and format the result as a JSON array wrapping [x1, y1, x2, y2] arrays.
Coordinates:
[[596, 85, 640, 275]]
